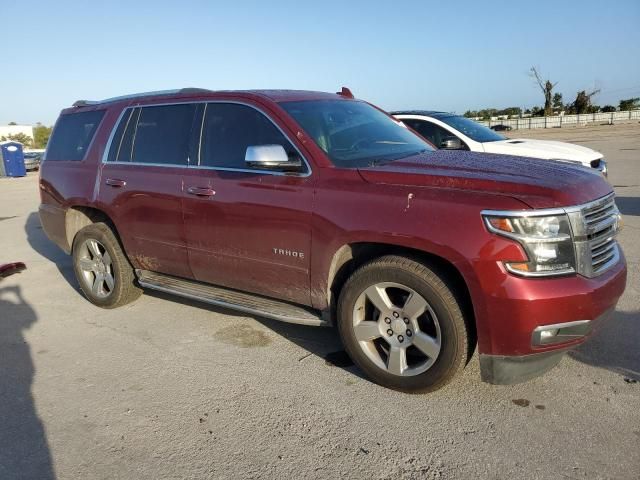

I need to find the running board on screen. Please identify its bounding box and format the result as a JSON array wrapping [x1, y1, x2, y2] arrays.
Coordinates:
[[136, 270, 329, 327]]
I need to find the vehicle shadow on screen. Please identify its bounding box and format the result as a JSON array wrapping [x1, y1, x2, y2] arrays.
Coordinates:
[[0, 284, 55, 479], [615, 196, 639, 217], [24, 212, 77, 289], [144, 290, 367, 380], [569, 309, 640, 380]]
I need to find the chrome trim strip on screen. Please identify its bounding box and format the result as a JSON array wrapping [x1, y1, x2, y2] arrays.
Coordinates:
[[586, 215, 617, 235], [504, 263, 575, 277], [100, 100, 312, 178], [99, 108, 129, 164], [197, 103, 207, 166], [564, 192, 615, 214], [114, 109, 135, 163], [531, 319, 592, 346], [481, 207, 567, 217], [591, 243, 620, 275], [187, 165, 308, 176], [94, 108, 129, 200], [100, 161, 189, 169]]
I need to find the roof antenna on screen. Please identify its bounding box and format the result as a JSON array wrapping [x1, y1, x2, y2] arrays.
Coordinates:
[[336, 87, 354, 99]]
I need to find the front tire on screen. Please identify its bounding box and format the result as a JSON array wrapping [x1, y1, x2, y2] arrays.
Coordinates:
[[72, 223, 142, 308], [337, 255, 469, 392]]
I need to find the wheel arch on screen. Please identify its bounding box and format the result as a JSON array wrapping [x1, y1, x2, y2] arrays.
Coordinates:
[[326, 242, 477, 358], [65, 206, 119, 253]]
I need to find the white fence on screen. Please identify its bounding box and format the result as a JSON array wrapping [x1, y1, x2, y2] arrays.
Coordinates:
[[478, 110, 640, 130]]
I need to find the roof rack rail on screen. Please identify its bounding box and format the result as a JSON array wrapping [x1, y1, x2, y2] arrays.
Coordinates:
[[72, 87, 213, 107]]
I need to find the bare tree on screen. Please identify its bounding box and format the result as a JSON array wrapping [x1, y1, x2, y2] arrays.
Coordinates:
[[530, 67, 558, 116]]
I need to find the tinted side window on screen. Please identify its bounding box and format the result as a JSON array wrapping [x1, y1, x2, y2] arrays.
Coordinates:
[[131, 104, 196, 165], [46, 110, 105, 161], [200, 103, 299, 169], [405, 120, 453, 148]]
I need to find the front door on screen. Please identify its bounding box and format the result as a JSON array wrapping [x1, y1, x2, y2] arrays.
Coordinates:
[[182, 102, 314, 305], [98, 103, 198, 278]]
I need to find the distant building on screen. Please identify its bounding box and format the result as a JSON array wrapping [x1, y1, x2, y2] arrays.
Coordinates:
[[0, 124, 34, 141]]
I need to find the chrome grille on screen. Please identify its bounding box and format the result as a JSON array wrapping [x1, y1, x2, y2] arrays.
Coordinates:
[[567, 193, 621, 278]]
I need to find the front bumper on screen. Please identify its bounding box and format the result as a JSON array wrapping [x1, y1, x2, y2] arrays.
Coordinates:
[[480, 308, 614, 384], [480, 350, 565, 385], [473, 250, 626, 358]]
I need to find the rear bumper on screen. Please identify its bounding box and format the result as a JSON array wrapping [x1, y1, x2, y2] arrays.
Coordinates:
[[24, 160, 40, 171]]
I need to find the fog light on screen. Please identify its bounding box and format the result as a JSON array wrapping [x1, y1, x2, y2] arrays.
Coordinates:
[[539, 329, 559, 339]]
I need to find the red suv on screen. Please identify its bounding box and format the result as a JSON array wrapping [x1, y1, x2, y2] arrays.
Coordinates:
[[39, 88, 626, 392]]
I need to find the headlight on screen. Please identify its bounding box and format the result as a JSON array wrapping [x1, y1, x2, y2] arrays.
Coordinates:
[[483, 213, 576, 276]]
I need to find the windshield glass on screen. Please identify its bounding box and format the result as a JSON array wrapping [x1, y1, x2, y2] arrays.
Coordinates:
[[281, 100, 433, 167], [438, 115, 506, 142]]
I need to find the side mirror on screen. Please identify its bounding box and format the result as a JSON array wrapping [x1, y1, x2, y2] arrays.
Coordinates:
[[245, 145, 302, 171], [440, 137, 464, 150]]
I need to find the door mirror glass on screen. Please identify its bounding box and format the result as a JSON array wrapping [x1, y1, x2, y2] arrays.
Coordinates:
[[440, 136, 464, 150], [245, 145, 302, 170]]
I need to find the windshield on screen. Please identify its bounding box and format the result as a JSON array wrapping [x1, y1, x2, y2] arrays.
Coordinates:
[[438, 115, 506, 142], [281, 100, 433, 167]]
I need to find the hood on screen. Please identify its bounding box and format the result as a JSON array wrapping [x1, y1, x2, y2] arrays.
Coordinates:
[[482, 138, 602, 165], [357, 150, 612, 209]]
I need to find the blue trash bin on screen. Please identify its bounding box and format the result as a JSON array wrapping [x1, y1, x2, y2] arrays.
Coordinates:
[[0, 141, 26, 177]]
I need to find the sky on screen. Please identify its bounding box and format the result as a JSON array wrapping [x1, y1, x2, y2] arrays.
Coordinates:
[[1, 0, 639, 125]]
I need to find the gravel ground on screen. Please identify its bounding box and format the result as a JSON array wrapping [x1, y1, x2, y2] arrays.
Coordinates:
[[1, 124, 639, 480]]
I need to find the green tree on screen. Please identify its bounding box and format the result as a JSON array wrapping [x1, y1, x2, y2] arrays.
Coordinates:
[[33, 124, 52, 149], [0, 133, 32, 147], [552, 93, 563, 111], [530, 106, 545, 117], [619, 97, 640, 111], [601, 105, 616, 112], [8, 121, 17, 125]]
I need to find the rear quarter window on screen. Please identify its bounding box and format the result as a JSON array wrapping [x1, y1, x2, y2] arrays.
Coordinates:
[[46, 110, 105, 161]]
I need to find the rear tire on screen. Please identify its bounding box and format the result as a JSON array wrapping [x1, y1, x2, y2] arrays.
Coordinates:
[[72, 223, 142, 308], [337, 255, 469, 392]]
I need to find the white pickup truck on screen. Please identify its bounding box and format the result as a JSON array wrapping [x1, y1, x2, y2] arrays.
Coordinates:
[[393, 111, 607, 176]]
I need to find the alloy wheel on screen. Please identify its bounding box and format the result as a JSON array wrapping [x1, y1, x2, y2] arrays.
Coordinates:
[[351, 282, 441, 376], [77, 239, 115, 299]]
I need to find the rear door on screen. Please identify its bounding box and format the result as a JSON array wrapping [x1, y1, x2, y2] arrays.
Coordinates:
[[98, 103, 198, 278], [181, 102, 314, 305]]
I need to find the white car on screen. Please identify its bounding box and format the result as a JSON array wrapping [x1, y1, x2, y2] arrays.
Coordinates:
[[393, 111, 607, 176]]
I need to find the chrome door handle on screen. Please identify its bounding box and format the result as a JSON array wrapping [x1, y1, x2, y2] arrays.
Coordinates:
[[105, 178, 126, 187], [187, 186, 216, 197]]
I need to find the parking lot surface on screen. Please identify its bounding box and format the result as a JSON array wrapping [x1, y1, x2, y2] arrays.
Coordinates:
[[1, 124, 639, 480]]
